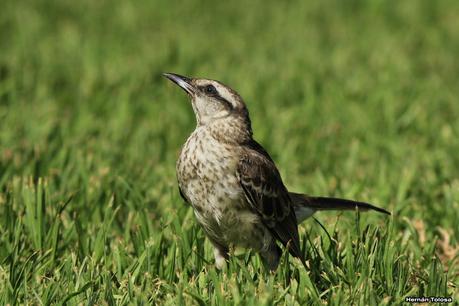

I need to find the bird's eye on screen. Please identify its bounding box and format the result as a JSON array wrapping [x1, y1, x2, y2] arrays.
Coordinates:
[[205, 85, 217, 95]]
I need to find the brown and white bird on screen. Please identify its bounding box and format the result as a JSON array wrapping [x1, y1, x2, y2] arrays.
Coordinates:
[[164, 73, 390, 271]]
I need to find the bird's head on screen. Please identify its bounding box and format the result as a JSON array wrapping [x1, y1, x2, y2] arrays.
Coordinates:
[[163, 73, 251, 131]]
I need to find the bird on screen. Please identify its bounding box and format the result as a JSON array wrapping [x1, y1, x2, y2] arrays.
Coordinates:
[[163, 72, 390, 271]]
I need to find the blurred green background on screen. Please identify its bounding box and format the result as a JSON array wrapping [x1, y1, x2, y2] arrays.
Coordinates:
[[0, 0, 458, 304]]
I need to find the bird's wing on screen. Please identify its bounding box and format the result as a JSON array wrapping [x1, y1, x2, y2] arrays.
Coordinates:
[[237, 142, 305, 265]]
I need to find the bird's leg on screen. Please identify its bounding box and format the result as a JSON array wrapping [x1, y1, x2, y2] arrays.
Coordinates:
[[210, 241, 229, 270], [214, 247, 228, 269], [260, 243, 282, 271]]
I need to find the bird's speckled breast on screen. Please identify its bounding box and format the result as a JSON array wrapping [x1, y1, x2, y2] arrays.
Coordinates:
[[176, 126, 271, 250], [177, 126, 242, 216]]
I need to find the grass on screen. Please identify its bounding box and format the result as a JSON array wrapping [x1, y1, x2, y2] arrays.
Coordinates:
[[1, 0, 458, 304]]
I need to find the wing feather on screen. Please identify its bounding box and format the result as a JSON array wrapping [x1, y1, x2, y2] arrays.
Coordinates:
[[237, 142, 305, 265]]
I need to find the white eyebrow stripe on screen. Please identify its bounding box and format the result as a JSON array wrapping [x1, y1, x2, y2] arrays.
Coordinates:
[[216, 86, 236, 107]]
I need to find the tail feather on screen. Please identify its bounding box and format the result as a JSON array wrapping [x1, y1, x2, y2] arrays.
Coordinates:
[[289, 192, 390, 224]]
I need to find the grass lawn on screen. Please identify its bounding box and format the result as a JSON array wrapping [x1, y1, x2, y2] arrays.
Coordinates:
[[1, 0, 458, 304]]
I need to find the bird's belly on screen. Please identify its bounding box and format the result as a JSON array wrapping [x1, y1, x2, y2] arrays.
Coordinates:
[[195, 197, 271, 251], [183, 177, 272, 251]]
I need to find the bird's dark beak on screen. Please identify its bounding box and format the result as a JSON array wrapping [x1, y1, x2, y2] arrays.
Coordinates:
[[163, 73, 195, 95]]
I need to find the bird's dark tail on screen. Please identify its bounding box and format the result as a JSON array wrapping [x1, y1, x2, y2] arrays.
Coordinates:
[[290, 192, 390, 224]]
